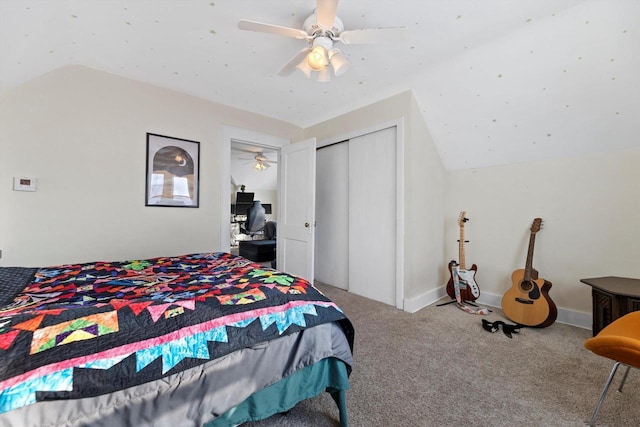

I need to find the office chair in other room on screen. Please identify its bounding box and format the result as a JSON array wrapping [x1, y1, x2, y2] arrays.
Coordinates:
[[242, 201, 266, 239]]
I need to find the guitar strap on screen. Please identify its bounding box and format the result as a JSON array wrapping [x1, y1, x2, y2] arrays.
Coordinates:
[[452, 264, 490, 315]]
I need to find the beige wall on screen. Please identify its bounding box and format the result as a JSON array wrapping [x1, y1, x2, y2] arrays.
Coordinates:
[[304, 92, 411, 142], [304, 89, 640, 317], [0, 65, 301, 266], [304, 91, 447, 302], [446, 149, 640, 314], [405, 94, 447, 300], [3, 65, 634, 317]]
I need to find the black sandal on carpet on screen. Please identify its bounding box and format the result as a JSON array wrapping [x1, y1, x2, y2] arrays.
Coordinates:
[[482, 319, 523, 338]]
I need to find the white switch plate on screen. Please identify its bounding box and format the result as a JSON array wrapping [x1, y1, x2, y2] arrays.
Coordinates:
[[13, 177, 36, 191]]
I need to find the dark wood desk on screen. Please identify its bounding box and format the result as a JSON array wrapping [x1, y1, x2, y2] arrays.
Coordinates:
[[581, 276, 640, 336]]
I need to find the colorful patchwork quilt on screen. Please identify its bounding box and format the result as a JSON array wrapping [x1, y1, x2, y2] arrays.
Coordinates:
[[0, 253, 350, 414]]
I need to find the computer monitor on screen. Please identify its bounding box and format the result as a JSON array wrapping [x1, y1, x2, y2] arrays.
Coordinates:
[[234, 202, 252, 216], [235, 192, 254, 204]]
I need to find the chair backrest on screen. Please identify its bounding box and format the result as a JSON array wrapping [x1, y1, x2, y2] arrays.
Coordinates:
[[264, 221, 277, 240], [245, 201, 266, 235]]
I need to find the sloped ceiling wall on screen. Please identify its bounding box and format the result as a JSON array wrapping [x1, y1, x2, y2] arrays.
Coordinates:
[[416, 0, 640, 170]]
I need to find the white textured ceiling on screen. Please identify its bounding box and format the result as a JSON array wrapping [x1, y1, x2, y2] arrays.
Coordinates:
[[1, 0, 639, 170]]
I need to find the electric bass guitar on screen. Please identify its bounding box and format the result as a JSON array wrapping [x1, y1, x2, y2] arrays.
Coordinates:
[[501, 218, 557, 327], [446, 211, 480, 302]]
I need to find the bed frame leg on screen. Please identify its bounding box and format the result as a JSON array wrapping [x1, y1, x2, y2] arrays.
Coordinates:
[[330, 389, 348, 427]]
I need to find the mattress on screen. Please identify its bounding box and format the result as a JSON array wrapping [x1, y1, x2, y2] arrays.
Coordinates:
[[0, 322, 351, 427]]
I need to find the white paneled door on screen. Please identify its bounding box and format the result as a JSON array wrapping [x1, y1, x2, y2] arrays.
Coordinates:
[[277, 138, 317, 281]]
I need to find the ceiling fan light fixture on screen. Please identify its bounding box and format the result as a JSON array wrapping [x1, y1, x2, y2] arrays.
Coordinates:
[[296, 58, 313, 78], [329, 48, 350, 76], [253, 161, 267, 171], [316, 66, 332, 83], [307, 45, 328, 71], [306, 36, 333, 71]]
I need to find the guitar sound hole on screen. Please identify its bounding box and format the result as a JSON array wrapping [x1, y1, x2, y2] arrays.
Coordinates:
[[520, 280, 534, 292]]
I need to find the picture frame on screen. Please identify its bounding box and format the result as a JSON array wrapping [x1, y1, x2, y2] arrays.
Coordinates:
[[145, 133, 200, 207]]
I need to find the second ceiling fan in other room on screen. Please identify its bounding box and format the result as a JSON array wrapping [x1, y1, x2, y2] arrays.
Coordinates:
[[239, 153, 277, 171], [251, 154, 276, 171]]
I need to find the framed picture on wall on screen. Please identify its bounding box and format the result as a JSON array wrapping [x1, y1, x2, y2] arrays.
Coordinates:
[[145, 133, 200, 207]]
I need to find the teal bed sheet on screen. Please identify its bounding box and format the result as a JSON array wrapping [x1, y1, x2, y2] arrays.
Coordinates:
[[207, 357, 350, 427]]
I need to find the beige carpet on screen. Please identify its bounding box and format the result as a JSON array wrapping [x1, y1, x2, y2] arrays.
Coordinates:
[[247, 283, 639, 426]]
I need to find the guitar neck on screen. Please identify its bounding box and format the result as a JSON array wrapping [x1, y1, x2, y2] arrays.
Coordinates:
[[524, 233, 536, 281], [458, 226, 466, 270]]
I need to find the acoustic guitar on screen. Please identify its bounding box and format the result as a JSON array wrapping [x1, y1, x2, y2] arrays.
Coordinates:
[[501, 218, 557, 327], [446, 211, 480, 302]]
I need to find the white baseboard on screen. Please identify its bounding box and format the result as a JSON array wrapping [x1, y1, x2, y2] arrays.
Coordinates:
[[404, 286, 592, 330], [403, 286, 448, 313]]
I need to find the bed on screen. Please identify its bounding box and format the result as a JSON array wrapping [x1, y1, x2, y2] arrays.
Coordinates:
[[0, 252, 354, 427]]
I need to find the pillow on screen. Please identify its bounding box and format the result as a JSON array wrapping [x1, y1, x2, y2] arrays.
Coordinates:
[[0, 267, 38, 306]]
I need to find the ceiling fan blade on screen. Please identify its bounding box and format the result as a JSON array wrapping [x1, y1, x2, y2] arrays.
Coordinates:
[[255, 155, 277, 162], [238, 20, 309, 39], [338, 26, 407, 44], [233, 147, 259, 154], [278, 48, 312, 76], [316, 0, 338, 29]]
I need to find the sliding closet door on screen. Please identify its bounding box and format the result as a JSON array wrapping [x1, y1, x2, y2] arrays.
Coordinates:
[[348, 127, 396, 305], [315, 143, 349, 290]]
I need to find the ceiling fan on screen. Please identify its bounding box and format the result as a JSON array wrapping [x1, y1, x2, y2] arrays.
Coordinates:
[[238, 0, 406, 81], [239, 153, 277, 171]]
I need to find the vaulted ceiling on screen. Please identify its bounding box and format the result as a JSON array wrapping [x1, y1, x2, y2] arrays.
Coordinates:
[[1, 0, 639, 170]]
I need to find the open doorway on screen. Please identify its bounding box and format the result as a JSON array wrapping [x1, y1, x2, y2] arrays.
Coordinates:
[[220, 128, 317, 281], [220, 126, 289, 253], [230, 141, 279, 254]]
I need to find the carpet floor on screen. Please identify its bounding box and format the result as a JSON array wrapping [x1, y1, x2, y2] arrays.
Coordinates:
[[246, 283, 639, 426]]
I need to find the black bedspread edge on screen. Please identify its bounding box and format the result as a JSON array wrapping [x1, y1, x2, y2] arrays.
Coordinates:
[[0, 267, 38, 307]]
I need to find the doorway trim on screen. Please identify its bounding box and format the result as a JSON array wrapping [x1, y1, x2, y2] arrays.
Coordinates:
[[316, 118, 405, 310], [220, 126, 289, 252]]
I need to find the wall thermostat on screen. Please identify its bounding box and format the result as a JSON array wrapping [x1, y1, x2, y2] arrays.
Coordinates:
[[13, 177, 37, 192]]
